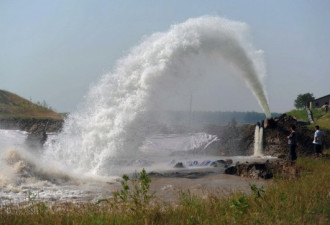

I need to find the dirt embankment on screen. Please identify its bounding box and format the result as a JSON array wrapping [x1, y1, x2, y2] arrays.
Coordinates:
[[225, 160, 298, 179], [199, 114, 329, 158], [222, 114, 330, 179], [263, 114, 330, 158], [0, 118, 63, 134]]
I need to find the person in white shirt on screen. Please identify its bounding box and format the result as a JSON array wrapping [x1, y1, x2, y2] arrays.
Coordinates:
[[313, 125, 323, 157]]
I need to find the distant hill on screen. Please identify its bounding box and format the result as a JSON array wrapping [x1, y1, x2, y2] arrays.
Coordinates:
[[149, 110, 281, 126], [0, 89, 63, 120]]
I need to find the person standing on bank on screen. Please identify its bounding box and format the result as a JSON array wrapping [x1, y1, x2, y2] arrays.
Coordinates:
[[313, 125, 323, 157], [287, 125, 297, 161]]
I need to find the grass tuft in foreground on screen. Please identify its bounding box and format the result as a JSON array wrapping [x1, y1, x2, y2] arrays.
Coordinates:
[[0, 158, 329, 225]]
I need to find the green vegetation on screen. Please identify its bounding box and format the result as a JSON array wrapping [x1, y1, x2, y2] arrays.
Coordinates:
[[310, 109, 330, 129], [1, 158, 329, 225], [294, 92, 315, 109], [287, 108, 330, 129], [287, 109, 309, 121], [0, 89, 62, 120], [112, 168, 155, 213]]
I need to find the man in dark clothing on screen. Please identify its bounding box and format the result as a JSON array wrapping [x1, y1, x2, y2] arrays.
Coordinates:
[[287, 125, 297, 161], [325, 104, 328, 113]]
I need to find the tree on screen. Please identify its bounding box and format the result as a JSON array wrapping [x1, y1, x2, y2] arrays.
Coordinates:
[[294, 93, 315, 109]]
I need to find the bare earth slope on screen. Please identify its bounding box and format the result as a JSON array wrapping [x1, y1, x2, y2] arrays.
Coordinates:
[[0, 89, 62, 120], [0, 89, 63, 133]]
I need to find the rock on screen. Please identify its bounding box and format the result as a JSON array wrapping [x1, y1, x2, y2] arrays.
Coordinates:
[[225, 160, 298, 179], [210, 159, 233, 167], [0, 118, 63, 133], [224, 166, 237, 175], [174, 162, 185, 168], [25, 132, 47, 150], [278, 154, 286, 159]]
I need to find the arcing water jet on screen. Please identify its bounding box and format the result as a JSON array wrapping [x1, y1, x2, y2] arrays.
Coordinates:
[[45, 16, 271, 175]]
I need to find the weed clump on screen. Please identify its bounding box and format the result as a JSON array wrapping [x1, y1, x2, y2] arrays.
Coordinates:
[[112, 168, 155, 214]]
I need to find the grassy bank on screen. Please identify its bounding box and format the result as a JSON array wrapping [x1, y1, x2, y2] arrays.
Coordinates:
[[0, 158, 329, 225], [287, 109, 330, 129], [0, 89, 63, 120]]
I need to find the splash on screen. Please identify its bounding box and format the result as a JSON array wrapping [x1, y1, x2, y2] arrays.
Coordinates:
[[254, 125, 264, 156], [0, 147, 73, 186], [45, 16, 271, 175]]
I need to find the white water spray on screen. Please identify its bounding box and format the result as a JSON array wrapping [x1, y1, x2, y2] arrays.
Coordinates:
[[254, 125, 264, 156], [45, 16, 271, 175]]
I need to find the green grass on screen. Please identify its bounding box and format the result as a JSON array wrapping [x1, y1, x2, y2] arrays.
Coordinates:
[[311, 109, 330, 129], [1, 158, 329, 225], [287, 109, 309, 121], [0, 89, 63, 120], [287, 109, 330, 130]]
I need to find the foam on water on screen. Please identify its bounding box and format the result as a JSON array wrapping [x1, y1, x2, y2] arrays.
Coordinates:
[[0, 129, 28, 149], [0, 129, 233, 204], [140, 132, 217, 155], [43, 16, 271, 176]]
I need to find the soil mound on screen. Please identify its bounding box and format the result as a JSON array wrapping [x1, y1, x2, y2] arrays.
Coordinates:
[[225, 159, 298, 179], [263, 114, 329, 158]]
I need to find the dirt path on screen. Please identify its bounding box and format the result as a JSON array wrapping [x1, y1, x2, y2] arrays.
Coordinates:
[[148, 170, 269, 202]]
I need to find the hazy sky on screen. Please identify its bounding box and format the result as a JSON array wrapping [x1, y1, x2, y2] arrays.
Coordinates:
[[1, 0, 329, 113]]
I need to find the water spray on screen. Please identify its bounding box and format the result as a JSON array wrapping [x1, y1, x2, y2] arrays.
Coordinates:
[[45, 16, 272, 175]]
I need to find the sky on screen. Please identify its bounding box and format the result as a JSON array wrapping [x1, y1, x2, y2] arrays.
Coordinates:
[[1, 0, 330, 113]]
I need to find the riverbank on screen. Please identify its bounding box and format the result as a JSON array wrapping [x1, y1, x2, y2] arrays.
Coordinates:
[[0, 118, 63, 133], [0, 157, 328, 225]]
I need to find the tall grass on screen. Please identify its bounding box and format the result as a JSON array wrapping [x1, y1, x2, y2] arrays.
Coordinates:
[[0, 158, 329, 225]]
